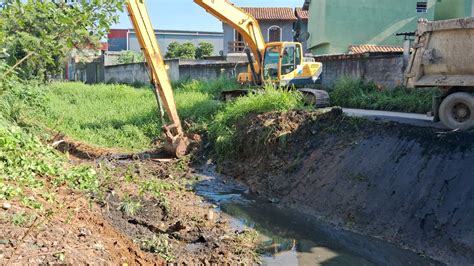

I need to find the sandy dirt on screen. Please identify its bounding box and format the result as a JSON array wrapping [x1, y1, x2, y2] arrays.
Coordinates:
[[221, 108, 474, 265]]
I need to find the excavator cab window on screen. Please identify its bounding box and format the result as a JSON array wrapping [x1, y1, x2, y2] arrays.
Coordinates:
[[263, 46, 280, 80], [281, 46, 296, 75]]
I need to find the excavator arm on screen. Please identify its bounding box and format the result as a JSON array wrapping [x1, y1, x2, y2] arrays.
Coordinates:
[[194, 0, 266, 84], [127, 0, 190, 157]]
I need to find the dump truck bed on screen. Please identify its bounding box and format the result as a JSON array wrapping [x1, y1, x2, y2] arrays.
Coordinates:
[[404, 17, 474, 89]]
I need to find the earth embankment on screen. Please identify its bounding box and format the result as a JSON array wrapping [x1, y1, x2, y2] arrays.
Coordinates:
[[222, 108, 474, 264]]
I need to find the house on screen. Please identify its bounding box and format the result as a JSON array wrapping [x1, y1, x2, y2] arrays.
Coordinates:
[[223, 7, 310, 55], [303, 0, 474, 55], [107, 29, 224, 56]]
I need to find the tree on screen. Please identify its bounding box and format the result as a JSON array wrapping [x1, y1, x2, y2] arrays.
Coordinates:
[[0, 0, 125, 80], [165, 41, 180, 59], [117, 51, 145, 64], [165, 42, 198, 59], [196, 42, 214, 59]]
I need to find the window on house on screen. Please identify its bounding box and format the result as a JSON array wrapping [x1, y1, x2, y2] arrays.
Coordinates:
[[233, 30, 244, 52], [268, 26, 281, 42], [416, 1, 428, 13]]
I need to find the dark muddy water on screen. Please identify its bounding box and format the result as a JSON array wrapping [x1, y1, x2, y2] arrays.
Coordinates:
[[194, 167, 440, 266]]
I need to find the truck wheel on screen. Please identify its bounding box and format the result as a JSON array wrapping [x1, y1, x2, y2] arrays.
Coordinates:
[[439, 92, 474, 130]]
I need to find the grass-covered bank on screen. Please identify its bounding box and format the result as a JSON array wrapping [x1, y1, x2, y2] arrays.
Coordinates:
[[329, 79, 438, 114], [3, 78, 238, 151], [3, 79, 305, 158]]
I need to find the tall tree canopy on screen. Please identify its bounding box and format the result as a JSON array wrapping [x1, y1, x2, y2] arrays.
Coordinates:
[[0, 0, 125, 80]]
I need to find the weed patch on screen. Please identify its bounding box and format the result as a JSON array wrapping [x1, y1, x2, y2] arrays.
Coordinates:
[[208, 86, 304, 161], [0, 115, 102, 212], [140, 234, 174, 262], [2, 78, 239, 151], [329, 78, 438, 114]]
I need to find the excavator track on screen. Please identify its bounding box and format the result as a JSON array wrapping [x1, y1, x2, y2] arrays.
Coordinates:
[[297, 88, 330, 108]]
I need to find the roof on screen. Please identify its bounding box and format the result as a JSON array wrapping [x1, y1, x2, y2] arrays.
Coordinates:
[[302, 0, 311, 11], [295, 8, 308, 20], [241, 7, 297, 21], [349, 45, 404, 54]]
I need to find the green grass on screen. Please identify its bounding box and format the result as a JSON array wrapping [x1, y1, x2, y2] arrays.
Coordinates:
[[208, 85, 305, 161], [329, 78, 438, 114], [34, 82, 160, 151], [2, 76, 303, 160], [3, 78, 239, 151]]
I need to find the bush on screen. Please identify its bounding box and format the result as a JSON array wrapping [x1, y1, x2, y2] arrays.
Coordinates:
[[208, 85, 304, 161], [165, 41, 180, 59], [196, 42, 214, 59], [117, 51, 145, 64], [176, 42, 196, 59], [165, 42, 214, 59], [0, 115, 100, 209], [329, 78, 438, 114]]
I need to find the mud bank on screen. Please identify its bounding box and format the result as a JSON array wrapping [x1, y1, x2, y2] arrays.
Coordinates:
[[222, 108, 474, 264]]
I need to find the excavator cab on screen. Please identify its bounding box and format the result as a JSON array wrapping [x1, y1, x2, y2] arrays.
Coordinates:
[[263, 42, 304, 83]]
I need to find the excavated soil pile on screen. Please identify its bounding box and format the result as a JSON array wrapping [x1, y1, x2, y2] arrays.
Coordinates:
[[222, 108, 474, 265]]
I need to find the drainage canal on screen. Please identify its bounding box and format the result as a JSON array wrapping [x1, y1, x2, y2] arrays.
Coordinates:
[[194, 168, 440, 265]]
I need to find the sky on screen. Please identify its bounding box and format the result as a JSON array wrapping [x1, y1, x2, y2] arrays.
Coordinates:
[[114, 0, 305, 32]]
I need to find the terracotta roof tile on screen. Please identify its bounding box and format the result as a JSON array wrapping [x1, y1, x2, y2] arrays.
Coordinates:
[[241, 7, 297, 21], [295, 8, 308, 20], [349, 45, 404, 54]]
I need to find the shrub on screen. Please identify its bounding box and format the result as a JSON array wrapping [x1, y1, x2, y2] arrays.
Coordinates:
[[117, 51, 145, 64], [196, 42, 214, 59], [176, 42, 196, 59], [165, 41, 180, 59]]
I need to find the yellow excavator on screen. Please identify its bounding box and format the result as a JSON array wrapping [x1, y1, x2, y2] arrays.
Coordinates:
[[126, 0, 329, 157], [126, 0, 191, 157], [194, 0, 330, 107]]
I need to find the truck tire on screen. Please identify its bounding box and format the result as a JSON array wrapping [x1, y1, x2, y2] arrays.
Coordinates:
[[439, 92, 474, 130]]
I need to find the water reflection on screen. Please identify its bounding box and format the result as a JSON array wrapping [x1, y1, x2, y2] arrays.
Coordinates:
[[194, 171, 439, 266]]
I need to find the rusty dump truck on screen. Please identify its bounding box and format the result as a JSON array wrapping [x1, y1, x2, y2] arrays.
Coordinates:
[[404, 17, 474, 130]]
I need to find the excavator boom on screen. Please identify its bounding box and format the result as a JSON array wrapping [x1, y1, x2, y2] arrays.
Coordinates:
[[127, 0, 190, 157], [194, 0, 266, 83]]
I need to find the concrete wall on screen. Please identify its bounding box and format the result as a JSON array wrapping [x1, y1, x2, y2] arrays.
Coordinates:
[[179, 61, 248, 81], [315, 54, 404, 88], [104, 59, 248, 84]]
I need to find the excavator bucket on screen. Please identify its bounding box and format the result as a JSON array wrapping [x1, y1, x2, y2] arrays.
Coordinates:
[[162, 124, 191, 158]]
